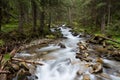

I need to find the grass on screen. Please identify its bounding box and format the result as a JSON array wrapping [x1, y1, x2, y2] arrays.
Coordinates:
[[2, 22, 18, 33]]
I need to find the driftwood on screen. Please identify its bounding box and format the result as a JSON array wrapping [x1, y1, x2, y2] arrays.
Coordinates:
[[10, 47, 21, 57], [12, 58, 44, 65]]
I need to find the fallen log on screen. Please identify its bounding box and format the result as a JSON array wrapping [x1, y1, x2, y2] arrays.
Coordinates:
[[98, 36, 120, 44], [12, 58, 44, 65]]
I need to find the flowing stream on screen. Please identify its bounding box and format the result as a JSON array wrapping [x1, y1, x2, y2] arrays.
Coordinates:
[[15, 26, 120, 80]]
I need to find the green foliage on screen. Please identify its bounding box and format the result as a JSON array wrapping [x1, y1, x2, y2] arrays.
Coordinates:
[[96, 2, 106, 9], [2, 22, 18, 33], [3, 53, 11, 61], [0, 39, 5, 46], [1, 53, 11, 66]]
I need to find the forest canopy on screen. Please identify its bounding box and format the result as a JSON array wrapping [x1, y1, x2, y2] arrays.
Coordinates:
[[0, 0, 120, 37]]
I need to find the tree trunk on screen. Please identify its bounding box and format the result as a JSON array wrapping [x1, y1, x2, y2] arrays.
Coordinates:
[[18, 1, 24, 33], [32, 0, 37, 32], [48, 11, 51, 31], [0, 7, 2, 33], [107, 1, 111, 27], [68, 7, 72, 25], [101, 14, 106, 34], [39, 11, 45, 34]]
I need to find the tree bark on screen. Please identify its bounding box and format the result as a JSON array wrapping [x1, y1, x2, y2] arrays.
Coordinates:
[[107, 0, 111, 27], [32, 0, 37, 32], [101, 14, 106, 34], [48, 11, 51, 31], [39, 11, 45, 34], [18, 1, 24, 33], [39, 0, 45, 35], [68, 7, 72, 25], [0, 7, 2, 33]]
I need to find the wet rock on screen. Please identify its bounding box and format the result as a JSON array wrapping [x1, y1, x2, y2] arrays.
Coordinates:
[[99, 73, 111, 79], [77, 70, 83, 76], [11, 63, 20, 71], [82, 74, 91, 80], [76, 53, 92, 62], [29, 65, 36, 74], [89, 63, 103, 74], [27, 75, 38, 80], [41, 52, 48, 55], [16, 69, 31, 80], [83, 57, 93, 62], [19, 62, 29, 71], [93, 46, 109, 56], [83, 53, 89, 58], [72, 32, 78, 36], [111, 51, 120, 61], [76, 53, 83, 60], [58, 43, 66, 48], [77, 42, 87, 50], [96, 58, 103, 64]]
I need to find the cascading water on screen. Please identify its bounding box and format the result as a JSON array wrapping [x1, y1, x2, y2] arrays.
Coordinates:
[[35, 26, 120, 80], [35, 26, 83, 80], [15, 25, 120, 80]]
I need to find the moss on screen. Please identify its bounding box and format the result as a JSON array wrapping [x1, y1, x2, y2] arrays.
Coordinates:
[[46, 34, 56, 39], [106, 36, 120, 49]]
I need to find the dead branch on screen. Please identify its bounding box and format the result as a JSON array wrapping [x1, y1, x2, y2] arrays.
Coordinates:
[[10, 47, 20, 57], [12, 58, 44, 65]]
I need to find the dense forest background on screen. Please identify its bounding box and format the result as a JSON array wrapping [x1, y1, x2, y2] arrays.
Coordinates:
[[0, 0, 120, 44]]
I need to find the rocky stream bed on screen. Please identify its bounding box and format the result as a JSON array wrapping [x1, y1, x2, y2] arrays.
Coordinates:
[[1, 26, 120, 80]]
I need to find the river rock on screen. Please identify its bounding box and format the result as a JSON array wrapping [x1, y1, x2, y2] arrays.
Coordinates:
[[82, 74, 91, 80], [58, 43, 66, 48], [99, 73, 111, 79], [11, 63, 20, 71], [89, 63, 103, 74], [72, 32, 78, 36], [16, 69, 31, 80], [83, 57, 93, 62], [19, 62, 29, 71], [96, 58, 103, 64], [77, 70, 83, 76], [78, 43, 87, 50], [111, 51, 120, 61]]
